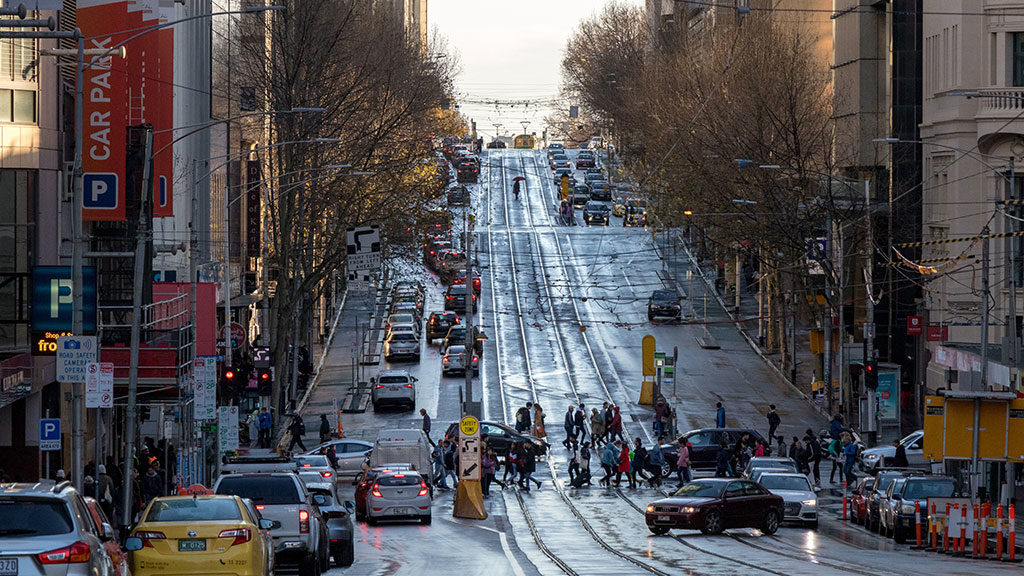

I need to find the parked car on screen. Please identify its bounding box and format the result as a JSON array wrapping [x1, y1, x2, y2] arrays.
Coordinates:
[[84, 497, 132, 576], [756, 472, 817, 528], [437, 250, 468, 277], [370, 370, 417, 411], [444, 283, 478, 313], [447, 185, 470, 206], [304, 439, 374, 476], [292, 454, 338, 489], [305, 483, 355, 567], [443, 325, 483, 355], [386, 313, 419, 334], [444, 420, 549, 456], [0, 481, 118, 576], [865, 470, 921, 532], [426, 311, 460, 341], [126, 495, 277, 576], [849, 476, 876, 525], [742, 457, 798, 479], [859, 429, 927, 472], [661, 428, 769, 473], [441, 344, 479, 375], [456, 161, 478, 183], [452, 269, 481, 294], [881, 475, 956, 542], [588, 181, 611, 201], [212, 473, 329, 575], [644, 479, 784, 535], [648, 289, 682, 321]]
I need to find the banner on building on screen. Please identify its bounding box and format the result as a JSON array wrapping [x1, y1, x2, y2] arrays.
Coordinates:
[[246, 160, 261, 258]]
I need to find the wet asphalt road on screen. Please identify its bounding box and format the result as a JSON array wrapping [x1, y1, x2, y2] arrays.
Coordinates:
[[311, 149, 1008, 576]]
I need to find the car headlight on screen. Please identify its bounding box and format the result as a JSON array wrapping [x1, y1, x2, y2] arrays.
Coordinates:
[[681, 506, 696, 514], [646, 505, 655, 512], [863, 453, 880, 462], [802, 499, 817, 507], [901, 503, 917, 515]]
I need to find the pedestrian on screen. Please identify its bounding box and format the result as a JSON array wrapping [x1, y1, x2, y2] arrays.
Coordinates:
[[715, 442, 731, 477], [788, 436, 800, 460], [766, 404, 780, 442], [481, 450, 497, 496], [502, 448, 518, 485], [128, 467, 144, 523], [715, 402, 726, 427], [141, 463, 164, 504], [794, 438, 810, 475], [432, 445, 448, 489], [843, 433, 857, 485], [676, 439, 692, 484], [515, 402, 533, 434], [776, 435, 788, 457], [609, 406, 625, 443], [754, 440, 766, 457], [420, 408, 433, 445], [892, 439, 908, 468], [286, 414, 306, 452], [258, 408, 273, 448], [829, 413, 847, 440], [648, 437, 666, 487], [567, 437, 580, 483], [654, 397, 668, 437], [96, 464, 115, 520], [632, 437, 651, 487], [590, 408, 605, 446], [533, 403, 546, 439], [324, 443, 339, 469], [574, 402, 587, 440], [579, 441, 592, 486], [603, 403, 614, 440], [734, 432, 753, 474], [319, 414, 331, 444], [805, 428, 822, 487], [616, 441, 633, 488], [519, 443, 541, 490], [827, 435, 842, 484], [248, 410, 260, 448], [600, 441, 618, 487], [563, 405, 576, 448], [443, 439, 459, 488]]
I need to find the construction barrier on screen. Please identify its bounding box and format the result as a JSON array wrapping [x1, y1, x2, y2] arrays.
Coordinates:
[[930, 502, 938, 550]]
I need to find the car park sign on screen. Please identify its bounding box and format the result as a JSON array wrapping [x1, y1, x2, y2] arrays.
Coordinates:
[[40, 418, 61, 451]]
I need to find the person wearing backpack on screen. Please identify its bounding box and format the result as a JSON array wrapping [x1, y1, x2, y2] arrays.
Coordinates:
[[515, 402, 533, 434], [805, 428, 822, 488], [287, 415, 306, 452]]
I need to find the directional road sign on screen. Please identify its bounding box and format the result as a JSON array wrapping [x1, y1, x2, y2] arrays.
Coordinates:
[[458, 415, 481, 481], [347, 225, 381, 271]]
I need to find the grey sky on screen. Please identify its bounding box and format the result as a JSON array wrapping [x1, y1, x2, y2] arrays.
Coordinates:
[[427, 0, 640, 140]]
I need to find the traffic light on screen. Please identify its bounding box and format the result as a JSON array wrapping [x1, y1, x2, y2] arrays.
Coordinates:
[[255, 359, 272, 396], [864, 362, 878, 389]]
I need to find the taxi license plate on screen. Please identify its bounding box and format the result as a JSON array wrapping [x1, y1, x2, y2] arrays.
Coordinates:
[[657, 515, 671, 522], [178, 539, 206, 552], [0, 558, 17, 576]]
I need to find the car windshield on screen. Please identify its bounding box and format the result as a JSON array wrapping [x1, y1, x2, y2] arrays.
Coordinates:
[[752, 461, 797, 473], [448, 345, 467, 354], [449, 285, 467, 295], [391, 315, 412, 323], [215, 476, 302, 505], [145, 498, 242, 522], [378, 375, 410, 384], [672, 482, 725, 498], [875, 474, 902, 493], [311, 491, 334, 506], [759, 476, 812, 492], [903, 480, 955, 500], [0, 499, 73, 536], [652, 290, 678, 303], [377, 475, 422, 486], [391, 333, 417, 341], [294, 455, 329, 467]]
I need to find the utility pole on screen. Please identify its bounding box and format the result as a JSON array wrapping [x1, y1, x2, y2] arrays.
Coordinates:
[[463, 208, 477, 418], [864, 180, 877, 447], [1007, 158, 1018, 388], [823, 215, 833, 413], [71, 35, 85, 491], [981, 226, 991, 389]]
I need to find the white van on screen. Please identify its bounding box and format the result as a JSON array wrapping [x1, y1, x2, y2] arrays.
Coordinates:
[[367, 428, 432, 480]]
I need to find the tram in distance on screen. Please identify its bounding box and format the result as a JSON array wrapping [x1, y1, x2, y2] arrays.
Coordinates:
[[513, 133, 536, 149]]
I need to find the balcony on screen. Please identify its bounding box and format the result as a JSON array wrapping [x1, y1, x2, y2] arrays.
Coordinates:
[[974, 88, 1024, 145]]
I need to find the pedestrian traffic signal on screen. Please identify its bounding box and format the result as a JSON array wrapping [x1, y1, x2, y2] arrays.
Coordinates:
[[864, 362, 878, 389]]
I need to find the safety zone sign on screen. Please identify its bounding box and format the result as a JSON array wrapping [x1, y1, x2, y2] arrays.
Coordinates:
[[85, 362, 114, 408], [458, 415, 481, 481]]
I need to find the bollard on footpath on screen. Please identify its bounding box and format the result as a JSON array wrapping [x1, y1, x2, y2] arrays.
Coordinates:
[[930, 502, 938, 550], [943, 502, 951, 553], [972, 504, 979, 558], [914, 500, 922, 548], [996, 504, 1004, 561], [1006, 504, 1021, 563]]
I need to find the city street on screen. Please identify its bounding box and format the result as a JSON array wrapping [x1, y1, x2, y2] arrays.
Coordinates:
[[306, 149, 1011, 575]]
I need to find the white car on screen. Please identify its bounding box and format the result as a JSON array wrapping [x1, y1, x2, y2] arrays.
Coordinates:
[[371, 370, 417, 411], [386, 313, 419, 333], [384, 331, 420, 361], [386, 323, 417, 338], [293, 454, 338, 488], [859, 429, 926, 472], [365, 470, 432, 525], [305, 440, 374, 475], [441, 344, 478, 375], [758, 472, 818, 528]]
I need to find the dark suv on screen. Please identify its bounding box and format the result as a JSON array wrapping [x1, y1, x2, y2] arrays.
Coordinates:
[[648, 289, 682, 320], [426, 311, 460, 341], [660, 428, 769, 473], [444, 420, 549, 456], [884, 475, 957, 542], [444, 284, 477, 313], [865, 469, 921, 533]]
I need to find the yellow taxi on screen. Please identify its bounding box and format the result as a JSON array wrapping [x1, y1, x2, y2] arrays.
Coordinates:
[[612, 198, 627, 217], [125, 495, 275, 576]]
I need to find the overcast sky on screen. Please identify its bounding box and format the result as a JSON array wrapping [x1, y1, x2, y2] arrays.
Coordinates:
[[427, 0, 641, 140]]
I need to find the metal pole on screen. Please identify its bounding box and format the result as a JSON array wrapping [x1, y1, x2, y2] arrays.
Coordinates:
[[981, 227, 991, 389], [223, 178, 232, 367], [734, 249, 741, 312], [189, 160, 199, 472], [464, 208, 476, 418], [1007, 158, 1018, 388], [45, 409, 51, 480], [824, 215, 834, 414], [864, 180, 877, 446], [121, 127, 153, 527], [838, 223, 846, 416], [71, 34, 85, 492]]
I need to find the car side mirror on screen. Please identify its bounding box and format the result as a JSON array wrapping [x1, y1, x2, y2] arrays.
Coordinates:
[[345, 500, 355, 510], [412, 377, 418, 382], [101, 522, 115, 542], [124, 537, 143, 552]]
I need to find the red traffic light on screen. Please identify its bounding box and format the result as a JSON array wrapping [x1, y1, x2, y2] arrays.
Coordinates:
[[260, 372, 270, 380], [224, 370, 235, 380]]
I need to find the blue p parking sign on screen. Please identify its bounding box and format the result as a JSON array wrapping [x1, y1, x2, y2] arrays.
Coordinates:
[[40, 418, 61, 451]]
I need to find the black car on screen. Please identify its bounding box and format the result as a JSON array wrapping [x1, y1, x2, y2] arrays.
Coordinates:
[[661, 428, 769, 473], [589, 182, 611, 201], [447, 185, 469, 206], [444, 420, 549, 456], [307, 485, 355, 567], [444, 283, 477, 313], [572, 189, 590, 207], [426, 311, 460, 341], [648, 289, 682, 320], [583, 201, 610, 225], [486, 140, 507, 149], [442, 324, 483, 355], [456, 161, 478, 183]]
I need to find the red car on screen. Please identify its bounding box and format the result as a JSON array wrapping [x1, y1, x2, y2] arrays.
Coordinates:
[[849, 476, 875, 525], [353, 465, 413, 522], [84, 496, 132, 576], [645, 478, 784, 535]]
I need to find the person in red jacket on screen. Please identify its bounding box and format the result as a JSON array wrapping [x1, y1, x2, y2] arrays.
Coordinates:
[[609, 406, 626, 443], [615, 441, 633, 488]]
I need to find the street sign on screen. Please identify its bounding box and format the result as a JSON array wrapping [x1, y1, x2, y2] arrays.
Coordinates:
[[219, 405, 239, 452], [84, 361, 114, 408], [642, 334, 656, 377], [193, 356, 218, 420], [907, 315, 923, 336], [55, 335, 98, 383], [863, 322, 876, 340], [347, 225, 381, 271], [39, 418, 61, 451], [220, 322, 246, 347], [31, 266, 97, 333], [458, 415, 481, 481], [347, 270, 372, 288]]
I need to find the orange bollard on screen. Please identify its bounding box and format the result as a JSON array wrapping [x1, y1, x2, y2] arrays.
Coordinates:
[[1008, 504, 1018, 562], [958, 504, 967, 555], [972, 504, 979, 558], [944, 502, 951, 553], [997, 504, 1005, 560], [930, 502, 938, 550], [915, 500, 923, 547], [981, 503, 989, 557], [842, 481, 847, 520]]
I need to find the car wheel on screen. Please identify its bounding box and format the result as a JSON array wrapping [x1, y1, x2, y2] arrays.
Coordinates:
[[867, 514, 876, 532], [647, 312, 654, 321], [367, 516, 377, 526], [372, 402, 380, 412], [300, 552, 318, 576], [893, 524, 906, 543], [807, 519, 819, 530], [320, 544, 330, 573], [421, 514, 432, 525], [339, 539, 355, 567], [762, 509, 780, 535], [648, 525, 670, 536], [700, 509, 724, 535], [385, 355, 392, 362]]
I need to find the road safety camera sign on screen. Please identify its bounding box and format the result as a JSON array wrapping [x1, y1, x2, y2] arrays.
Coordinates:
[[55, 336, 98, 383], [459, 415, 481, 481], [346, 225, 381, 271]]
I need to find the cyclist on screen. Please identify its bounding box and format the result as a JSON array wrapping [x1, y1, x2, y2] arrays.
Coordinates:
[[513, 179, 521, 200]]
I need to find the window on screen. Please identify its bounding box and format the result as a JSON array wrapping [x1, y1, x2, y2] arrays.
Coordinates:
[[1014, 32, 1024, 86], [0, 21, 36, 124]]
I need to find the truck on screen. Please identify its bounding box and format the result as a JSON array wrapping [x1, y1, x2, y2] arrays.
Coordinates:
[[367, 428, 433, 480]]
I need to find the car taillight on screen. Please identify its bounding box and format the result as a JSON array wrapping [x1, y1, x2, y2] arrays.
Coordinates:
[[430, 318, 435, 324], [38, 541, 91, 564], [402, 384, 413, 388], [418, 481, 429, 497], [303, 464, 311, 468], [443, 356, 449, 362], [133, 531, 166, 548], [446, 295, 454, 300], [473, 355, 478, 362], [219, 528, 251, 546], [255, 505, 264, 511], [299, 510, 310, 534], [320, 471, 333, 478], [375, 384, 385, 389], [372, 483, 383, 498]]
